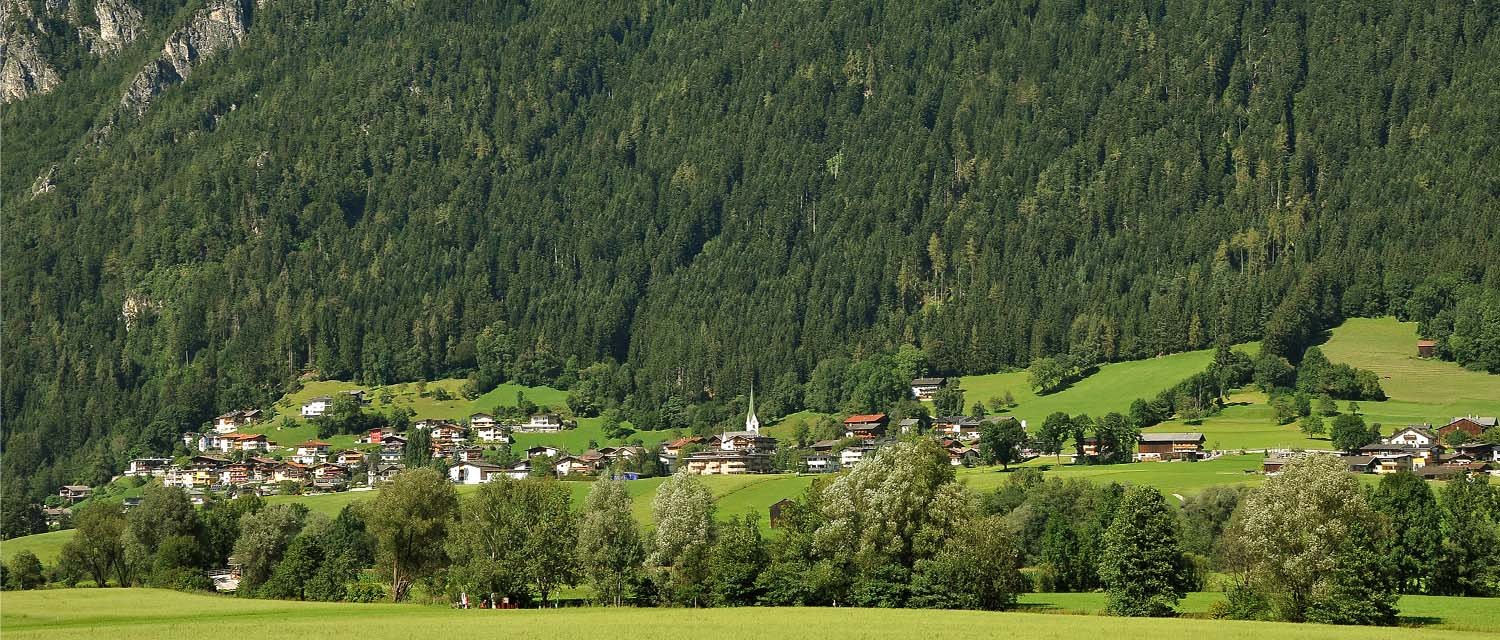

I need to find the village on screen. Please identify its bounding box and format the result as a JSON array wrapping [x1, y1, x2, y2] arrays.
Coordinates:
[[48, 377, 1499, 526]]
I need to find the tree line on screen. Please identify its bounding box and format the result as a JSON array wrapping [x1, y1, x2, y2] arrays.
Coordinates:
[[10, 445, 1496, 626]]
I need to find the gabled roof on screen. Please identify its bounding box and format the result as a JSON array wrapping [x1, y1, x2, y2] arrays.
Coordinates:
[[1449, 416, 1498, 427], [457, 461, 503, 470], [844, 413, 888, 424], [911, 377, 946, 386], [298, 440, 331, 448], [1139, 432, 1206, 443], [1388, 424, 1436, 439]]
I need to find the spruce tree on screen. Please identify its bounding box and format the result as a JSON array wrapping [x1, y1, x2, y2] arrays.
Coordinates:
[[1098, 486, 1189, 617]]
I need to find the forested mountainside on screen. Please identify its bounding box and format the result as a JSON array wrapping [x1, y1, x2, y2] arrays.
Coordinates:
[[4, 0, 1499, 493]]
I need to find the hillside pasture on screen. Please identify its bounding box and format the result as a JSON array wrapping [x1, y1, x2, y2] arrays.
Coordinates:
[[3, 589, 1495, 640], [954, 343, 1259, 427]]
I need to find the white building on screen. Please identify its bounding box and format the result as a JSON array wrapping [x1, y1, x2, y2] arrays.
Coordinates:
[[301, 397, 334, 417], [515, 414, 564, 433], [449, 461, 504, 485]]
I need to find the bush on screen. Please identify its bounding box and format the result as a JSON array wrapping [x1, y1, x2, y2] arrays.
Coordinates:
[[345, 579, 386, 602]]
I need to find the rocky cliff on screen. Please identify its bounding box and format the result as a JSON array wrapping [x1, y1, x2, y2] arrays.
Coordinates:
[[0, 0, 144, 103], [119, 0, 249, 114]]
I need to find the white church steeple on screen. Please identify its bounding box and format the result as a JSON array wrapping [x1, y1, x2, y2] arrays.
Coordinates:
[[745, 385, 761, 434]]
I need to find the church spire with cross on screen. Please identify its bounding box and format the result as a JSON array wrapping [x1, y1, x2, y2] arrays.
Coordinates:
[[745, 384, 761, 434]]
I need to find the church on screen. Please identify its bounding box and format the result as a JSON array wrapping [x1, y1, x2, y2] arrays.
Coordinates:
[[684, 389, 777, 475]]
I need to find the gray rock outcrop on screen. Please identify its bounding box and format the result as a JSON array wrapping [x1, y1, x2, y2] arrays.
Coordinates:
[[119, 0, 249, 114]]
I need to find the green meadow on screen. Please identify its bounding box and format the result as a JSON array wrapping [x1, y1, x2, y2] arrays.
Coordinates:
[[1143, 317, 1500, 450], [952, 343, 1260, 428], [1018, 592, 1500, 633], [4, 589, 1496, 640]]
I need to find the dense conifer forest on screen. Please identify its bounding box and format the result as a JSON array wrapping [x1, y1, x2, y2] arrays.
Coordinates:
[[4, 0, 1499, 494]]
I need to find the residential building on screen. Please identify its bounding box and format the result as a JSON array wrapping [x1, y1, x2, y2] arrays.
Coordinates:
[[1341, 455, 1377, 473], [1385, 425, 1437, 447], [1440, 416, 1496, 441], [311, 463, 349, 488], [897, 417, 922, 434], [456, 446, 485, 463], [213, 409, 263, 433], [516, 413, 564, 433], [910, 377, 947, 400], [554, 456, 595, 476], [475, 423, 511, 443], [1137, 432, 1207, 461], [449, 461, 505, 485], [272, 462, 308, 483], [1359, 442, 1440, 468], [840, 444, 876, 468], [1449, 442, 1499, 463], [125, 458, 172, 477], [301, 397, 334, 417], [292, 440, 331, 465], [662, 436, 704, 458], [526, 445, 563, 459], [368, 463, 403, 484], [804, 455, 836, 473], [504, 461, 532, 480], [58, 485, 92, 502], [333, 449, 367, 466], [470, 413, 498, 430], [932, 416, 982, 441], [843, 413, 889, 440], [1373, 454, 1414, 474]]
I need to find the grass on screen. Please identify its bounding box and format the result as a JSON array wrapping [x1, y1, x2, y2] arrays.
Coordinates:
[[0, 529, 73, 564], [954, 343, 1260, 428], [1145, 390, 1333, 451], [1019, 592, 1500, 632], [1319, 318, 1500, 421], [3, 589, 1495, 639], [958, 454, 1271, 498]]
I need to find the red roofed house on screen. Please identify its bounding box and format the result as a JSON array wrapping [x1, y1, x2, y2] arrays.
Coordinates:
[[843, 414, 889, 440]]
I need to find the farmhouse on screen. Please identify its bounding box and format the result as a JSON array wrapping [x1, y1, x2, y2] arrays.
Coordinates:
[[1372, 454, 1414, 474], [910, 377, 947, 400], [333, 449, 366, 466], [843, 414, 889, 440], [272, 462, 308, 483], [945, 445, 979, 466], [897, 417, 922, 434], [300, 397, 334, 417], [1417, 462, 1493, 480], [516, 413, 564, 433], [1440, 416, 1496, 440], [449, 461, 505, 485], [1137, 432, 1206, 461]]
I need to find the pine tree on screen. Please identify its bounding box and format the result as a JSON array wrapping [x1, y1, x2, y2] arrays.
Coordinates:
[[1098, 486, 1189, 616]]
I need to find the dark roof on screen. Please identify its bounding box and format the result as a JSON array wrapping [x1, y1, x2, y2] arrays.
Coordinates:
[[911, 377, 946, 386], [1341, 455, 1376, 466]]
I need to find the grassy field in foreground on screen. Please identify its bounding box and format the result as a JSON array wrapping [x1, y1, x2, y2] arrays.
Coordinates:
[[4, 589, 1495, 640], [1019, 592, 1500, 633]]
